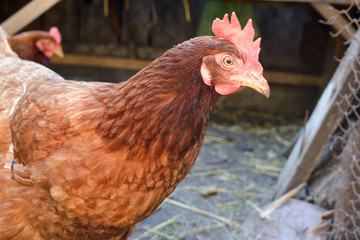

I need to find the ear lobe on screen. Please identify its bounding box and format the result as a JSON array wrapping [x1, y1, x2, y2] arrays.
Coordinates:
[[43, 50, 54, 58], [36, 40, 54, 58], [200, 63, 212, 86]]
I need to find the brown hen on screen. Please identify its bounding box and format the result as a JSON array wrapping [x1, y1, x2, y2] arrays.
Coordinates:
[[0, 13, 269, 239], [7, 27, 63, 66]]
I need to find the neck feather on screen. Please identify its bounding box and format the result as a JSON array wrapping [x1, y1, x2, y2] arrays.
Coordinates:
[[98, 37, 226, 160]]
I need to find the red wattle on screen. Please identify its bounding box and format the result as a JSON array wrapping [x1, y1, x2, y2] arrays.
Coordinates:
[[215, 83, 241, 95]]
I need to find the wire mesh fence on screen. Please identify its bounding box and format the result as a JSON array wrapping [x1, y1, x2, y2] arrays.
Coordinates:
[[320, 2, 360, 239]]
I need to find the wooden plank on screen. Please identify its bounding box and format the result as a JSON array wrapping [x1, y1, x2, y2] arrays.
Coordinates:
[[51, 54, 322, 86], [1, 0, 61, 35], [50, 54, 152, 71], [264, 71, 322, 87], [273, 29, 360, 199], [312, 3, 356, 41]]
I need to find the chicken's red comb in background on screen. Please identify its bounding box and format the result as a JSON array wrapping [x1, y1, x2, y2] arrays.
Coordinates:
[[212, 12, 262, 73], [49, 27, 62, 45]]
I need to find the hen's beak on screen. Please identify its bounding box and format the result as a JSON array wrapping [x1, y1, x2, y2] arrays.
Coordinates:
[[232, 74, 270, 98], [53, 47, 64, 58]]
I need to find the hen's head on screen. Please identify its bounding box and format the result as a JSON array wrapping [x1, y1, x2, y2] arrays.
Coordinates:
[[201, 12, 269, 97], [35, 27, 63, 58]]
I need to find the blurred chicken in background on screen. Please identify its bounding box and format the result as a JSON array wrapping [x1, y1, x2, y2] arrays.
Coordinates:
[[8, 26, 63, 66]]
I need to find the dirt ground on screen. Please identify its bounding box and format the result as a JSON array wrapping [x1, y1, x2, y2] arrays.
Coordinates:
[[131, 113, 302, 240]]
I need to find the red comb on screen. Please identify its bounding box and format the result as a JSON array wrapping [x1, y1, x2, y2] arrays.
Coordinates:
[[212, 12, 262, 72], [49, 27, 62, 45]]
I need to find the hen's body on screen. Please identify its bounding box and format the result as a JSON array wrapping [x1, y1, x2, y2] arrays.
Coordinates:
[[0, 36, 232, 239], [0, 13, 269, 239], [0, 28, 63, 168]]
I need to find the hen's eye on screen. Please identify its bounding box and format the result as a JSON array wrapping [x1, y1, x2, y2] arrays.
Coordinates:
[[222, 56, 234, 66]]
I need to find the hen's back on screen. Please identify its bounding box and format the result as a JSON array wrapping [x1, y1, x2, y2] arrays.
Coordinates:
[[0, 27, 16, 59], [0, 27, 63, 167]]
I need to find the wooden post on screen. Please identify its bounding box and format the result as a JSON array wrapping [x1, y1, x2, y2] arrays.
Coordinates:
[[1, 0, 61, 35], [273, 29, 360, 199]]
